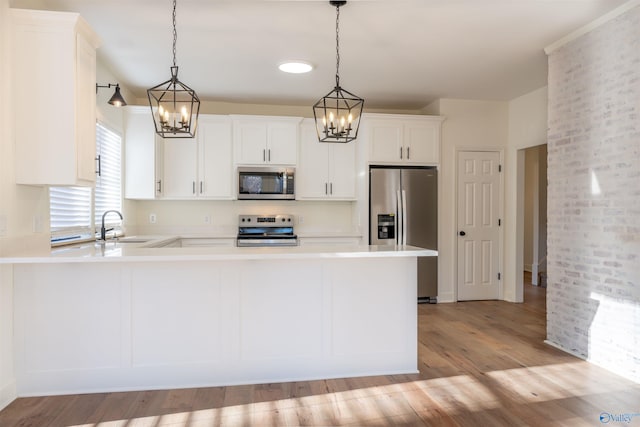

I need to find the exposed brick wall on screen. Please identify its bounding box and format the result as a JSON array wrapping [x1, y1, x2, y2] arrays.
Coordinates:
[[547, 6, 640, 382]]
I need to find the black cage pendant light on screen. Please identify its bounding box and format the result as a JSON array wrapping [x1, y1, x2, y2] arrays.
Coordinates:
[[313, 0, 364, 143], [147, 0, 200, 138]]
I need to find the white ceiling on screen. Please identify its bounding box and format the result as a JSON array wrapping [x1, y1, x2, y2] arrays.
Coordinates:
[[10, 0, 629, 110]]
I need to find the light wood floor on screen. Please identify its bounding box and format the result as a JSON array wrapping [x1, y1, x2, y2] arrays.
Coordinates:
[[2, 277, 639, 426]]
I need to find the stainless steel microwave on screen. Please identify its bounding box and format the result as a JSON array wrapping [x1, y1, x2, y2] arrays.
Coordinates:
[[237, 167, 295, 200]]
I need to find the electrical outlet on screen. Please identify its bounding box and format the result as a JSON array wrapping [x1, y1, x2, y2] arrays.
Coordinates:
[[299, 216, 304, 224], [32, 215, 43, 233], [149, 213, 157, 224], [204, 215, 211, 224]]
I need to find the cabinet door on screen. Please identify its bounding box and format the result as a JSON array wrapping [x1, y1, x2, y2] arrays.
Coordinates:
[[297, 123, 330, 199], [328, 143, 356, 199], [75, 33, 97, 183], [235, 122, 267, 164], [163, 139, 198, 198], [368, 121, 403, 163], [404, 122, 439, 164], [267, 122, 298, 165], [199, 117, 233, 199], [12, 10, 99, 186], [124, 107, 160, 199]]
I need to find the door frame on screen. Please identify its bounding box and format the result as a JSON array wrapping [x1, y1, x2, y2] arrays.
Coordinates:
[[454, 147, 505, 301]]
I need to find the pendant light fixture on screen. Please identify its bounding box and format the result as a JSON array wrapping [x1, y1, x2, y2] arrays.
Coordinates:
[[313, 0, 364, 143], [147, 0, 200, 138]]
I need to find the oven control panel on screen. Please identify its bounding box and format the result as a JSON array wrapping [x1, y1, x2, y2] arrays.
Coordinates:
[[238, 214, 294, 225]]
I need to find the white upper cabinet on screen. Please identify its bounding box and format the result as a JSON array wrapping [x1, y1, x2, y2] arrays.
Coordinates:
[[124, 107, 163, 199], [11, 9, 101, 186], [362, 113, 444, 165], [198, 116, 234, 199], [163, 115, 233, 199], [297, 119, 356, 200], [232, 116, 301, 166]]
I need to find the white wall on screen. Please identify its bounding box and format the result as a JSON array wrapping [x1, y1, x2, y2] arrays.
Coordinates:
[[425, 99, 509, 302], [132, 200, 357, 237], [546, 4, 640, 383], [505, 87, 548, 302], [0, 0, 16, 410]]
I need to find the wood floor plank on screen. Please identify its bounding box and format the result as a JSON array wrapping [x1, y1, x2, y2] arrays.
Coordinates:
[[2, 278, 640, 426]]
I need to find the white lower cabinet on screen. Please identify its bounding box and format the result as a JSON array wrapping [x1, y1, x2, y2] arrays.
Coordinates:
[[162, 115, 234, 199], [13, 255, 417, 395], [297, 119, 356, 200]]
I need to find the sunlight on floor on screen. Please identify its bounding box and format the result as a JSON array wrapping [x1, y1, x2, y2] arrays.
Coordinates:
[[66, 368, 594, 427]]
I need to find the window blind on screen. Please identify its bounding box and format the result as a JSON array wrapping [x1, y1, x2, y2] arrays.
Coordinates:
[[49, 122, 122, 244], [49, 186, 93, 242], [94, 123, 122, 226]]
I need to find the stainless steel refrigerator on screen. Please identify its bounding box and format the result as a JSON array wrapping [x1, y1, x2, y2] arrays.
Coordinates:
[[369, 166, 438, 303]]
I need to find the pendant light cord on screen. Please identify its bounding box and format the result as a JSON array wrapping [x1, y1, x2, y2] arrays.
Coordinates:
[[172, 0, 178, 67], [335, 3, 341, 88]]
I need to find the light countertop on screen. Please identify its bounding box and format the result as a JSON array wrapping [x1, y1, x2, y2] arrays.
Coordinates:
[[1, 235, 436, 264]]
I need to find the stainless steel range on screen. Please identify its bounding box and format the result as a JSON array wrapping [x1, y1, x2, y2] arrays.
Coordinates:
[[236, 214, 298, 247]]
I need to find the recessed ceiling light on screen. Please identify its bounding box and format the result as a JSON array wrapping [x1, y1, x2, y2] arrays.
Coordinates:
[[278, 61, 313, 74]]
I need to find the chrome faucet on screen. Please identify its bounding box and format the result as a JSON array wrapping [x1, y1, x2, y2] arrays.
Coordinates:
[[100, 210, 123, 240]]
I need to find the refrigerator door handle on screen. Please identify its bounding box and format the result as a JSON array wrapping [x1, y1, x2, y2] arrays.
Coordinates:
[[401, 189, 408, 246], [396, 189, 402, 245]]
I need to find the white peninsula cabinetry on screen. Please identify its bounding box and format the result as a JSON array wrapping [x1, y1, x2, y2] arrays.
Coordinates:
[[10, 246, 432, 395], [124, 107, 163, 199], [232, 115, 301, 165], [11, 9, 100, 186], [297, 119, 356, 200], [163, 115, 233, 199], [363, 113, 444, 165]]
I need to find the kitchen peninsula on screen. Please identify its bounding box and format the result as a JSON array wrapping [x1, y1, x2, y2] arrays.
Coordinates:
[[6, 242, 435, 396]]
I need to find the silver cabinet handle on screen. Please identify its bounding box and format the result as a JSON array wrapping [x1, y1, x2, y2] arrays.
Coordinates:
[[156, 180, 162, 194], [192, 181, 196, 194], [200, 181, 203, 194], [263, 149, 266, 162], [400, 147, 403, 159], [268, 149, 271, 162], [407, 146, 410, 159], [325, 183, 328, 195], [330, 183, 333, 195]]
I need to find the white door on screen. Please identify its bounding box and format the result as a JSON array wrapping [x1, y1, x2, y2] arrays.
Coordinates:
[[457, 151, 501, 300]]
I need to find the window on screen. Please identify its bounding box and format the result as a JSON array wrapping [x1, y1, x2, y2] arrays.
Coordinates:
[[94, 123, 122, 225], [49, 186, 93, 243], [49, 123, 122, 244]]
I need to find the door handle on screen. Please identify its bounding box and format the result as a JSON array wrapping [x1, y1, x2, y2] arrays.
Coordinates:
[[459, 231, 466, 236]]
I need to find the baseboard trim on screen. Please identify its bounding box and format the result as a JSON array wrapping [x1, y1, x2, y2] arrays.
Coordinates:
[[544, 340, 587, 361], [0, 379, 17, 411]]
